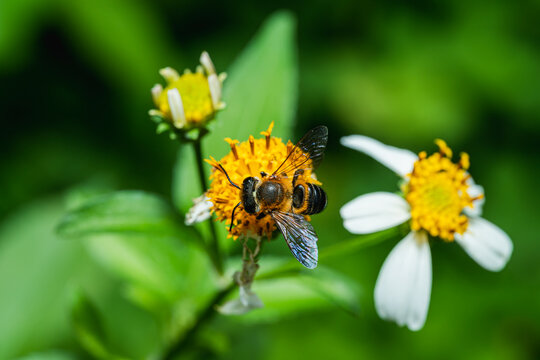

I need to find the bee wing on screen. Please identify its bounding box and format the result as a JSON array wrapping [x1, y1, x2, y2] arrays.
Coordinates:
[[272, 125, 328, 176], [271, 211, 318, 269]]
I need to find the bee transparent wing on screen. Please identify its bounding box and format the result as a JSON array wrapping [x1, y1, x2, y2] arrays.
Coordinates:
[[272, 125, 328, 176], [271, 211, 318, 269]]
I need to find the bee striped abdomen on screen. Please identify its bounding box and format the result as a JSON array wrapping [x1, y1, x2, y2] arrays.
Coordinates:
[[306, 183, 327, 215], [293, 183, 327, 215]]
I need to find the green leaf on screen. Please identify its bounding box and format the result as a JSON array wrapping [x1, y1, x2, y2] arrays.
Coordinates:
[[206, 10, 298, 158], [0, 198, 94, 359], [14, 351, 79, 360], [58, 0, 173, 91], [223, 257, 361, 323], [0, 0, 50, 70], [250, 269, 360, 322], [156, 122, 171, 134], [71, 290, 118, 360], [57, 191, 214, 306], [57, 190, 219, 347], [318, 226, 404, 261], [57, 190, 183, 240]]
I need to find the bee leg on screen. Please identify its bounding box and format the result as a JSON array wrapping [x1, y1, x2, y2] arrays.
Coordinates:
[[229, 201, 242, 232], [256, 212, 267, 220], [260, 171, 268, 178], [293, 169, 304, 187]]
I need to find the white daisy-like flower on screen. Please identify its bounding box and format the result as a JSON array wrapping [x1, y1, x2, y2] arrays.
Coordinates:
[[340, 135, 513, 331]]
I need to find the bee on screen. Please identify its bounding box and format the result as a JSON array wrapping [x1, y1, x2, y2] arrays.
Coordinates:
[[216, 126, 328, 269]]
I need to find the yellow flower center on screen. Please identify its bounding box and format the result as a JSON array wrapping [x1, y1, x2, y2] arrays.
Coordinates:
[[405, 139, 481, 241], [157, 72, 214, 125], [205, 123, 318, 240]]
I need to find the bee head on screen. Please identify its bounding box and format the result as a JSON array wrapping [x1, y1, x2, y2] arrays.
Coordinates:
[[241, 177, 260, 214]]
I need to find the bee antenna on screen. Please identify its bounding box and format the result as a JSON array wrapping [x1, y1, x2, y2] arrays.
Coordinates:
[[217, 163, 241, 190], [230, 201, 242, 232]]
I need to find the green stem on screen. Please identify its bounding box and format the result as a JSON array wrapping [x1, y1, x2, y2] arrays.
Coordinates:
[[162, 283, 235, 360], [319, 226, 401, 261], [192, 136, 223, 275], [256, 227, 402, 281], [192, 137, 209, 192]]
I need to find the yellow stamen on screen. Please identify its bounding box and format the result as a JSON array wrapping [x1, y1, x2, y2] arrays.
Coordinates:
[[206, 124, 319, 240], [249, 135, 255, 155], [260, 121, 274, 149], [459, 152, 470, 170], [435, 139, 453, 158], [225, 138, 239, 160], [406, 140, 479, 241]]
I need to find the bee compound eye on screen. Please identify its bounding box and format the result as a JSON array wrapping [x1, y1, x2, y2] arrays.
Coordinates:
[[292, 185, 305, 209], [241, 177, 259, 214]]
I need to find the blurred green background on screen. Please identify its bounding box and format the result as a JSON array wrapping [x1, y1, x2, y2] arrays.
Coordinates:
[[1, 0, 540, 359]]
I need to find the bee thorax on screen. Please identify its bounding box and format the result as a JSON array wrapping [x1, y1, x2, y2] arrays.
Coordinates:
[[256, 181, 285, 208]]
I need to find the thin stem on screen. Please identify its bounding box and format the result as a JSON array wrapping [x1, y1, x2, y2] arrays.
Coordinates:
[[192, 136, 223, 275], [319, 226, 401, 261], [192, 137, 209, 192], [162, 283, 235, 360], [256, 227, 402, 281]]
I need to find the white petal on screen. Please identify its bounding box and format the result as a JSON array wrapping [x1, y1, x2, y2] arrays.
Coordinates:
[[185, 195, 212, 225], [167, 89, 186, 128], [216, 298, 250, 315], [151, 84, 163, 106], [159, 67, 180, 83], [148, 109, 163, 117], [218, 72, 227, 83], [374, 231, 432, 331], [464, 177, 485, 217], [217, 286, 263, 315], [340, 192, 411, 234], [455, 217, 513, 272], [200, 51, 216, 75], [341, 135, 417, 177], [239, 285, 264, 308], [207, 73, 221, 109]]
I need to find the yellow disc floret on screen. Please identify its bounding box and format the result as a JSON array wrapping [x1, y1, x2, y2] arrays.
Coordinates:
[[149, 52, 226, 131], [405, 139, 482, 241], [205, 123, 318, 240], [156, 72, 214, 125]]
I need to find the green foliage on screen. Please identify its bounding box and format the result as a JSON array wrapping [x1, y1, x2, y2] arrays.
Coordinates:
[[207, 10, 298, 157], [56, 190, 218, 352], [0, 0, 49, 70], [71, 291, 116, 359], [0, 198, 90, 359], [58, 0, 171, 91], [14, 351, 79, 360], [249, 265, 360, 322], [219, 256, 361, 323], [57, 190, 184, 241], [57, 191, 214, 300], [1, 2, 539, 359]]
